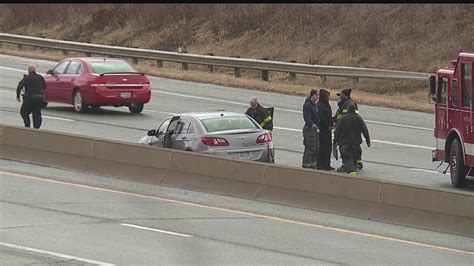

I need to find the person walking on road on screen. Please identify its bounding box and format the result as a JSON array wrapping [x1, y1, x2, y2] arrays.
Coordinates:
[[316, 89, 335, 170], [16, 64, 46, 129], [245, 96, 273, 134], [333, 88, 365, 169], [302, 89, 320, 169], [334, 102, 370, 176]]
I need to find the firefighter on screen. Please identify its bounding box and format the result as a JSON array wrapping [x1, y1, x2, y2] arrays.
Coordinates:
[[316, 89, 335, 170], [302, 89, 320, 169], [245, 96, 273, 133], [333, 88, 364, 169], [334, 102, 370, 176], [16, 64, 46, 129]]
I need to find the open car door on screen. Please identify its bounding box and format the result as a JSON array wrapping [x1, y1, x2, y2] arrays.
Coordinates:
[[163, 116, 180, 148]]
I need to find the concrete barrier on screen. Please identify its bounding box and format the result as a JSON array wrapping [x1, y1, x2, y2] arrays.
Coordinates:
[[1, 124, 473, 237]]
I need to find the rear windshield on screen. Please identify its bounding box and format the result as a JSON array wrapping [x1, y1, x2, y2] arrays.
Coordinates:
[[86, 60, 136, 74], [200, 116, 259, 133]]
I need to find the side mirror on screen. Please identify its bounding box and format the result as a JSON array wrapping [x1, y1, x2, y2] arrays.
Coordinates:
[[147, 129, 156, 136], [429, 75, 436, 96], [46, 70, 55, 76]]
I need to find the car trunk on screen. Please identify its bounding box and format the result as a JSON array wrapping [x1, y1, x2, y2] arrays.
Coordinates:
[[94, 73, 148, 90]]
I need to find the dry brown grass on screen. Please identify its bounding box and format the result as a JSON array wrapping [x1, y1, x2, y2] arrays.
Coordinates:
[[1, 44, 433, 112]]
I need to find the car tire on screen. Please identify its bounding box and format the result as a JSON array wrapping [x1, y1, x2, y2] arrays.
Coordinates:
[[73, 90, 88, 113], [449, 138, 468, 188], [129, 103, 144, 114]]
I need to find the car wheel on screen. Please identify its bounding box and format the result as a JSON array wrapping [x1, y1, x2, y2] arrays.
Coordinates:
[[129, 103, 144, 114], [73, 90, 88, 113], [449, 138, 468, 188]]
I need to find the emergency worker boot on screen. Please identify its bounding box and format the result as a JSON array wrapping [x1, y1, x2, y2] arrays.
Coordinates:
[[348, 171, 357, 176], [356, 160, 363, 169], [337, 167, 346, 173]]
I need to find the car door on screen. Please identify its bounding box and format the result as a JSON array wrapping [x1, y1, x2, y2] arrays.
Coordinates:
[[170, 118, 194, 150], [163, 116, 180, 148], [148, 118, 171, 146], [44, 60, 70, 102], [61, 61, 82, 103]]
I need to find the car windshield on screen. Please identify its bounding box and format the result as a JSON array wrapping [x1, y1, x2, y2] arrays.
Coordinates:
[[86, 60, 136, 74], [200, 115, 259, 133]]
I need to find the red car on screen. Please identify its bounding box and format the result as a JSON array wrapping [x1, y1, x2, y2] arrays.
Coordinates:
[[44, 57, 151, 113]]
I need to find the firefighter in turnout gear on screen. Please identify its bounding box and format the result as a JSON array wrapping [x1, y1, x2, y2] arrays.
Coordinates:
[[334, 102, 370, 175], [246, 96, 273, 133], [333, 88, 364, 169]]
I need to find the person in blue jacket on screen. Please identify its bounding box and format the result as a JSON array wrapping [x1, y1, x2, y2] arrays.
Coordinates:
[[302, 89, 320, 169]]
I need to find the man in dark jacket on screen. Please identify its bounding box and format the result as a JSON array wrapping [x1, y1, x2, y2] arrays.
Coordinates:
[[246, 96, 273, 133], [302, 89, 320, 169], [16, 64, 46, 129], [334, 102, 370, 175], [333, 88, 364, 169], [316, 89, 335, 170]]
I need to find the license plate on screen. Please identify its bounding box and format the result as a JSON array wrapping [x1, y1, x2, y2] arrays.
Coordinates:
[[120, 92, 132, 99], [238, 152, 252, 160]]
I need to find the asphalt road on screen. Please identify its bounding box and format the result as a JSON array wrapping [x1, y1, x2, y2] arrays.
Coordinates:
[[0, 54, 471, 191], [1, 159, 473, 265]]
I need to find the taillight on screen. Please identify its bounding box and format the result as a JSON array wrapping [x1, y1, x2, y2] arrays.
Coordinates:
[[201, 137, 230, 146], [256, 133, 272, 144]]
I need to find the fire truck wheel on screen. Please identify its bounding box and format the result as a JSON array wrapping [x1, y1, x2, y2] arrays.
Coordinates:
[[449, 138, 468, 188]]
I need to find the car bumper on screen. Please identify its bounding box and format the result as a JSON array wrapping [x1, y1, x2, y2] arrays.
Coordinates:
[[84, 88, 151, 105], [202, 146, 275, 163]]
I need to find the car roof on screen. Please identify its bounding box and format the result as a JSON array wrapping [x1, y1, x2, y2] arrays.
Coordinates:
[[63, 57, 126, 62], [179, 111, 248, 120]]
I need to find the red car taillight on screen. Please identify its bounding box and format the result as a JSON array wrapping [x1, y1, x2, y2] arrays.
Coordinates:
[[256, 133, 272, 144], [201, 137, 230, 146]]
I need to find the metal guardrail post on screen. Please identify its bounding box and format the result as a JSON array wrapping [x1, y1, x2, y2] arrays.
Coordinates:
[[288, 60, 296, 81], [261, 57, 269, 81], [156, 60, 163, 68], [320, 75, 327, 85], [182, 51, 189, 70], [206, 53, 214, 73], [231, 56, 241, 78]]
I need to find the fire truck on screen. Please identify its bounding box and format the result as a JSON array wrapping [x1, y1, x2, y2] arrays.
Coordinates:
[[430, 52, 474, 187]]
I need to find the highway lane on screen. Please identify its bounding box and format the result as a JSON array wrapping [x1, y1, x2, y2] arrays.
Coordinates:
[[0, 54, 462, 190], [1, 160, 473, 265]]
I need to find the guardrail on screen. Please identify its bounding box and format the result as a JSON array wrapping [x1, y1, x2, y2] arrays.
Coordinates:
[[0, 33, 430, 82]]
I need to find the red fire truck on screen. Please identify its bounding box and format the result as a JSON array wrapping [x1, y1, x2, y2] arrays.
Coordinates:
[[430, 52, 474, 187]]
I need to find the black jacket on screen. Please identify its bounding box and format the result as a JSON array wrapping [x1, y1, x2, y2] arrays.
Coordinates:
[[334, 111, 370, 145], [316, 100, 333, 131], [334, 98, 358, 124], [16, 72, 46, 99], [246, 105, 273, 131], [303, 97, 320, 127]]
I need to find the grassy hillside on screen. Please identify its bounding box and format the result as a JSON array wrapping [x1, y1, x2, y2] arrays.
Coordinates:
[[1, 4, 473, 111]]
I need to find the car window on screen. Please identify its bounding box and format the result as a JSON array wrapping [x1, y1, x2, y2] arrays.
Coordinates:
[[157, 119, 171, 135], [54, 61, 70, 75], [86, 60, 136, 74], [65, 61, 81, 75], [200, 115, 259, 133], [175, 118, 192, 135]]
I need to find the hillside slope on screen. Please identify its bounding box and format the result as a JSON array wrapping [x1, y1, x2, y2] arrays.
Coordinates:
[[0, 4, 473, 111]]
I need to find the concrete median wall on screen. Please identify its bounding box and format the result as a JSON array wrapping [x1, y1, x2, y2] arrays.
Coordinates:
[[1, 124, 473, 237]]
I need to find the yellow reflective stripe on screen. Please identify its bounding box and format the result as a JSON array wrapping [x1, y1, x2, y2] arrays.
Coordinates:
[[260, 115, 272, 127]]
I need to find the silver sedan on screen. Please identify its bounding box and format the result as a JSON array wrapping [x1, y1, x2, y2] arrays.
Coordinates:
[[138, 111, 275, 163]]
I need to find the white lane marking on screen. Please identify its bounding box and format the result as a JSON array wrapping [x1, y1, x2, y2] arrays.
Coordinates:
[[143, 109, 174, 115], [364, 120, 431, 131], [276, 126, 434, 150], [152, 90, 432, 130], [0, 90, 15, 94], [411, 168, 450, 175], [121, 223, 193, 238], [0, 66, 29, 73], [43, 115, 74, 122], [0, 241, 114, 266]]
